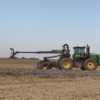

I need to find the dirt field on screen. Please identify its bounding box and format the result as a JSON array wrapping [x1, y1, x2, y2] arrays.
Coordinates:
[[0, 59, 100, 100]]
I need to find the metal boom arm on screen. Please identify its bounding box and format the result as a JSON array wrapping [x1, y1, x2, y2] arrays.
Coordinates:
[[10, 44, 70, 58]]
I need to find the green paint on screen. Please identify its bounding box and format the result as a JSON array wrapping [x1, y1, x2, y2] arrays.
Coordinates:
[[72, 46, 100, 66]]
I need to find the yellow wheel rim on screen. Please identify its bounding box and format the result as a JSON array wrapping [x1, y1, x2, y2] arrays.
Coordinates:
[[63, 60, 71, 69], [87, 62, 95, 69]]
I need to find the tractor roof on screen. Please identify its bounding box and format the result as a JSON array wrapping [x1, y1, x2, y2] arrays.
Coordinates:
[[73, 46, 86, 48]]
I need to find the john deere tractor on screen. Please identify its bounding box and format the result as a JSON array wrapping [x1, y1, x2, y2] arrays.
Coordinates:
[[10, 44, 100, 71], [58, 44, 100, 70]]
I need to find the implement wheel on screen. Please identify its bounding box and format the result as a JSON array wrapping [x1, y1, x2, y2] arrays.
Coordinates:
[[57, 59, 62, 70], [80, 66, 86, 70], [37, 61, 44, 69], [84, 58, 97, 70], [58, 58, 73, 70]]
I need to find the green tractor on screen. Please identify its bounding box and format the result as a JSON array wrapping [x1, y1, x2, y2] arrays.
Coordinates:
[[10, 44, 100, 71], [58, 44, 100, 70]]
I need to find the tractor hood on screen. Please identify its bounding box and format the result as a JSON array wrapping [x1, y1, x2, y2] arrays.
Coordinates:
[[89, 53, 100, 65]]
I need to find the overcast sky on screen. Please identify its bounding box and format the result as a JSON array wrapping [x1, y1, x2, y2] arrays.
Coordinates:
[[0, 0, 100, 59]]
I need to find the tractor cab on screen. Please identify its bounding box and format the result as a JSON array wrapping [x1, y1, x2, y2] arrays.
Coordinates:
[[72, 45, 90, 59]]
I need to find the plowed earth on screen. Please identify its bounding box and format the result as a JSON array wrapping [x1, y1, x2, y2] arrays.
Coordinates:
[[0, 59, 100, 100]]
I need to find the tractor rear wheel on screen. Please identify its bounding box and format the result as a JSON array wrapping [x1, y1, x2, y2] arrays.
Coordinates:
[[58, 58, 73, 70], [83, 58, 97, 70]]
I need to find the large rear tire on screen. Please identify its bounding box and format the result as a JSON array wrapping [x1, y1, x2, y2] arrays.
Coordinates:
[[58, 58, 73, 70], [83, 58, 97, 70]]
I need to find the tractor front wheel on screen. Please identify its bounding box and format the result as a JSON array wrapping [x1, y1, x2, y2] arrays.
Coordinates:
[[83, 58, 97, 70], [58, 58, 73, 70]]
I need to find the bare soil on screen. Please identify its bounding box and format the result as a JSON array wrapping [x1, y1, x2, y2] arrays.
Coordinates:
[[0, 59, 100, 100]]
